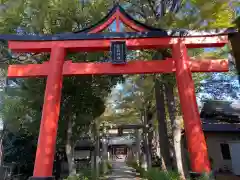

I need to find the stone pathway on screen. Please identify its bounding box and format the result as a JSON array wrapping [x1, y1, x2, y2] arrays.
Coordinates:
[[106, 160, 139, 180]]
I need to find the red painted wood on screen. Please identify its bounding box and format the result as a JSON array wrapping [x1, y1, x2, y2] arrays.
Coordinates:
[[8, 36, 228, 53], [7, 59, 228, 77], [63, 59, 174, 75], [173, 40, 211, 173], [7, 62, 50, 77], [88, 8, 147, 33], [88, 13, 117, 33], [189, 59, 228, 72], [63, 59, 229, 75], [33, 47, 65, 177], [118, 10, 146, 32], [116, 14, 120, 32]]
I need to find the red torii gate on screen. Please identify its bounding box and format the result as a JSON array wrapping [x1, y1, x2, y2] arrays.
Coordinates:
[[5, 5, 229, 179]]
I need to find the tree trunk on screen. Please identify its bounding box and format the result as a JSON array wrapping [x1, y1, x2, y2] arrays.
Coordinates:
[[151, 128, 161, 167], [154, 128, 161, 158], [164, 82, 185, 179], [54, 151, 62, 180], [102, 125, 108, 174], [134, 129, 141, 164], [66, 118, 76, 175], [154, 78, 172, 171], [93, 120, 100, 179], [147, 107, 156, 167], [0, 127, 6, 166], [142, 110, 151, 169], [229, 32, 240, 83]]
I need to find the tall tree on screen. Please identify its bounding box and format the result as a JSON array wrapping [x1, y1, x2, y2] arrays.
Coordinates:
[[0, 0, 123, 175], [3, 130, 37, 178], [115, 0, 238, 178]]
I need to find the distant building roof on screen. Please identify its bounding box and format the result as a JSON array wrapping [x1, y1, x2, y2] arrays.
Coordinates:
[[75, 138, 94, 150], [202, 122, 240, 133], [183, 101, 240, 133], [108, 135, 135, 146], [200, 100, 240, 123]]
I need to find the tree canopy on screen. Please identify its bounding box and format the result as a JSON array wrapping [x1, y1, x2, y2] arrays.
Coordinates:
[[0, 0, 123, 146], [102, 0, 239, 124]]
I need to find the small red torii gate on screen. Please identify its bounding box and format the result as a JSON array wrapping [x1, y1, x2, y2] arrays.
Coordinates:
[[4, 5, 230, 179]]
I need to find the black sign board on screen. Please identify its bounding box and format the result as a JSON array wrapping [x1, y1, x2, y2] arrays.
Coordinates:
[[110, 41, 127, 64]]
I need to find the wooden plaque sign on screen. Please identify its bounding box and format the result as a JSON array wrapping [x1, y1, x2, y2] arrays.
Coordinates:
[[110, 41, 127, 64]]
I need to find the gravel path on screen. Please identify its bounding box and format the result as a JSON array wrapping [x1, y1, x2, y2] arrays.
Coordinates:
[[106, 160, 140, 180]]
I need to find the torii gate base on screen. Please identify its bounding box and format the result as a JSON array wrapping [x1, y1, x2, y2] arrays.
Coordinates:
[[4, 5, 230, 179]]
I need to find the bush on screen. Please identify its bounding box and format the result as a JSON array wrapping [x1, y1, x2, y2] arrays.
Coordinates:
[[126, 160, 214, 180], [146, 169, 214, 180], [146, 168, 180, 180], [197, 172, 215, 180], [106, 161, 112, 170], [127, 161, 179, 179], [126, 160, 146, 177], [64, 174, 89, 180], [126, 159, 139, 169], [64, 168, 93, 180]]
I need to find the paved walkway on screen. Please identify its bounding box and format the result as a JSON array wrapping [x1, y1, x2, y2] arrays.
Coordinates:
[[107, 160, 139, 180]]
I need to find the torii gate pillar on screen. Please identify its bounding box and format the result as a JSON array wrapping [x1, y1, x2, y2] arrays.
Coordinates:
[[30, 47, 65, 178], [173, 40, 211, 173]]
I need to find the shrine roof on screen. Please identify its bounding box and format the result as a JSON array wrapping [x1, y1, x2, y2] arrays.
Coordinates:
[[200, 100, 240, 120], [74, 4, 162, 33], [202, 123, 240, 133], [0, 29, 236, 42], [0, 4, 237, 41]]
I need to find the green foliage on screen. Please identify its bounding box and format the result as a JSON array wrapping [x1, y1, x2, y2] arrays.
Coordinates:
[[0, 0, 123, 148], [126, 159, 146, 177], [0, 0, 115, 34], [184, 0, 235, 29], [64, 167, 93, 180], [126, 157, 214, 180], [127, 159, 181, 180], [197, 173, 215, 180], [64, 174, 89, 180], [146, 168, 180, 180], [124, 0, 237, 29], [3, 131, 37, 177], [102, 74, 154, 126], [106, 0, 239, 130], [145, 169, 214, 180], [106, 161, 112, 170], [235, 16, 240, 30]]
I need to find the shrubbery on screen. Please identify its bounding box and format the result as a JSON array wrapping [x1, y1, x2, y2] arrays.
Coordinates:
[[106, 161, 112, 170], [65, 161, 113, 180], [146, 168, 180, 180], [64, 174, 89, 180], [64, 167, 92, 180], [127, 160, 214, 180]]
